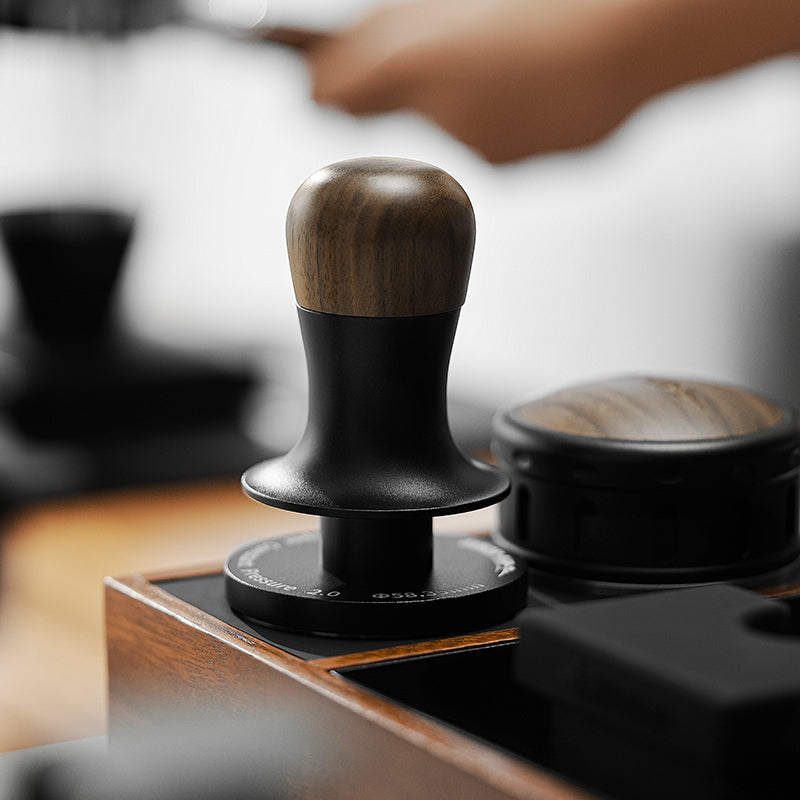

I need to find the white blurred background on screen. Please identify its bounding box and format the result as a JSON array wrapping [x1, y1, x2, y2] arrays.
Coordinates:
[[1, 0, 799, 430]]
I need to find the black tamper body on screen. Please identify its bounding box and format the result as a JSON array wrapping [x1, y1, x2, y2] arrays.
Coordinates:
[[225, 157, 527, 638], [493, 375, 800, 593]]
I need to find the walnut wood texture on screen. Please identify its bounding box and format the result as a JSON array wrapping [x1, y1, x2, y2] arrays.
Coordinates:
[[106, 572, 592, 800], [286, 157, 475, 317], [517, 376, 785, 441], [312, 628, 519, 672]]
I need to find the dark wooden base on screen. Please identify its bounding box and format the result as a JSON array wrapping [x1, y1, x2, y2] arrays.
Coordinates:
[[105, 567, 594, 800]]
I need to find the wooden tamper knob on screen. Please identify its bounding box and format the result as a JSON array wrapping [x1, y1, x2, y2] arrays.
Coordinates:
[[286, 157, 474, 318], [493, 375, 800, 593], [225, 158, 526, 637]]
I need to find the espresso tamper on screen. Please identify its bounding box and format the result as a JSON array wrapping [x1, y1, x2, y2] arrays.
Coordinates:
[[225, 157, 527, 637]]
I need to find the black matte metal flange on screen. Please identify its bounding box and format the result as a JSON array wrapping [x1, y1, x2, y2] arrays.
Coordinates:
[[225, 531, 528, 638], [231, 307, 518, 634], [242, 309, 509, 518]]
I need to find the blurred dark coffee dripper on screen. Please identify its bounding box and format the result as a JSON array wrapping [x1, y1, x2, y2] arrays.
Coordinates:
[[1, 206, 133, 348]]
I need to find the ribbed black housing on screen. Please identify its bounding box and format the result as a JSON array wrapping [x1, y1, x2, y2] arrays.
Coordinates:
[[493, 399, 800, 586]]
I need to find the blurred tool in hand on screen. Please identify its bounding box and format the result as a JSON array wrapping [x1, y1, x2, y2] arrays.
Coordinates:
[[0, 0, 327, 46]]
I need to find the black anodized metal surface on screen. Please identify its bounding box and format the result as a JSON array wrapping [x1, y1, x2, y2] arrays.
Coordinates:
[[224, 531, 528, 638]]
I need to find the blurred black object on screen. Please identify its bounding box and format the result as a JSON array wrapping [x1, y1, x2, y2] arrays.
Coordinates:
[[3, 207, 130, 346], [0, 0, 173, 35], [515, 585, 800, 800], [13, 709, 341, 800], [0, 206, 269, 500]]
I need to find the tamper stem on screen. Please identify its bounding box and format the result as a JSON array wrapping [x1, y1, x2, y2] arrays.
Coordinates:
[[321, 517, 433, 585]]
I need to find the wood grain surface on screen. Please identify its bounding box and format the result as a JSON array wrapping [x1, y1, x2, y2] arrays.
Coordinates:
[[286, 157, 475, 317], [106, 572, 594, 800], [517, 376, 785, 441], [312, 627, 519, 672]]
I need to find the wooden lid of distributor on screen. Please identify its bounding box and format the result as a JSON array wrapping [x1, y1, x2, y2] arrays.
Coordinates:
[[286, 157, 475, 317], [515, 376, 785, 442]]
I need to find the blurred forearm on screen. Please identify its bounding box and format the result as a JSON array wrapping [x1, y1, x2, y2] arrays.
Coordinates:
[[306, 0, 800, 162]]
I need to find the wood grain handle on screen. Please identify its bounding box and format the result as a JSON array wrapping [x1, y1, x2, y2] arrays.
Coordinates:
[[517, 376, 785, 441], [286, 157, 476, 317]]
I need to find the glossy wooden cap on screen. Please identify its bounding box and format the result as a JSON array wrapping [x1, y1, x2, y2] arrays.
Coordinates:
[[516, 376, 785, 441], [286, 157, 475, 317]]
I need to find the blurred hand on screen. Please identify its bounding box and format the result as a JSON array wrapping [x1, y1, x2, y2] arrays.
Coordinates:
[[306, 0, 653, 162], [306, 0, 800, 163]]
